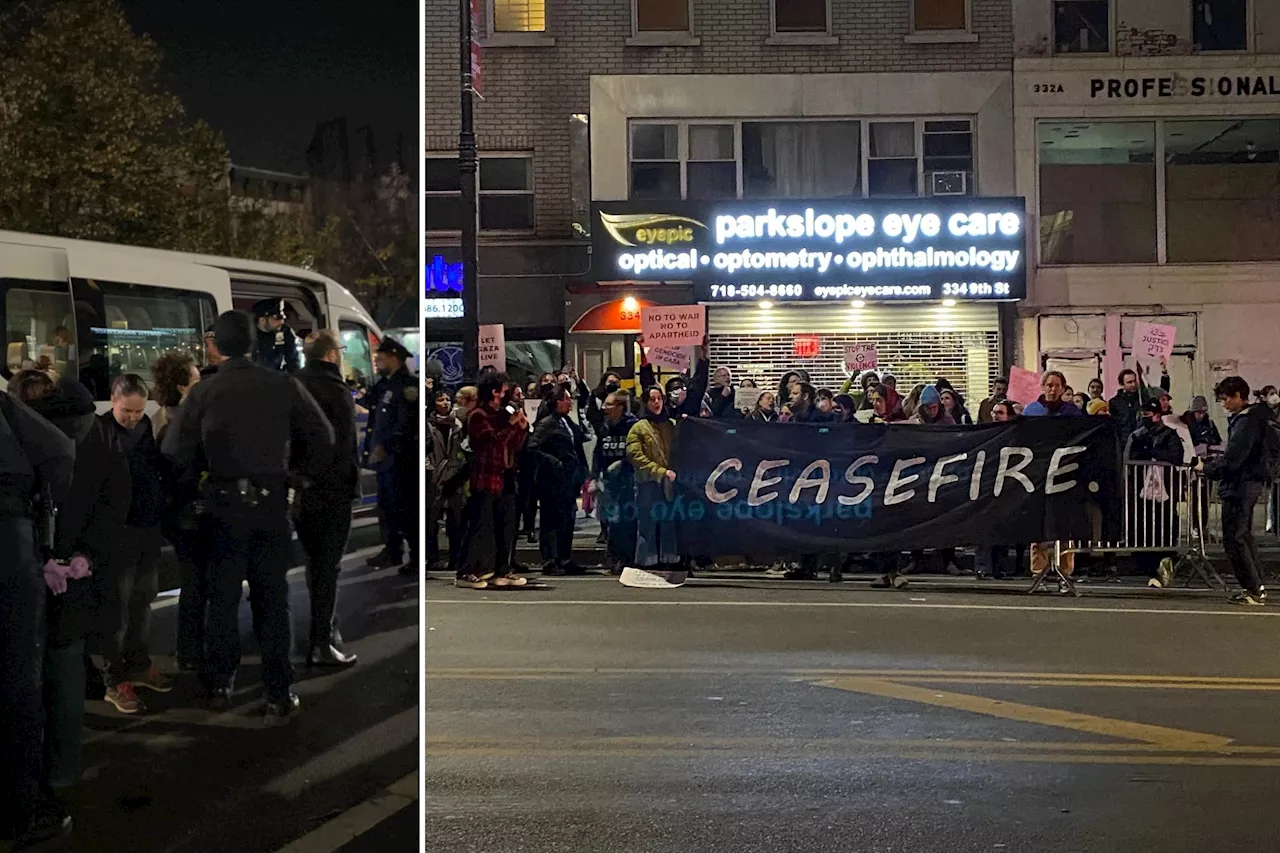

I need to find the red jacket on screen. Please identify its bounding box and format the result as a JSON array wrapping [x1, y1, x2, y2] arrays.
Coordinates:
[[466, 406, 527, 495]]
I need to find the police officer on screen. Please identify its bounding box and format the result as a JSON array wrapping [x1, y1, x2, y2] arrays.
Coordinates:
[[0, 389, 75, 848], [162, 310, 334, 722], [253, 299, 301, 373], [362, 336, 418, 572], [294, 330, 359, 667]]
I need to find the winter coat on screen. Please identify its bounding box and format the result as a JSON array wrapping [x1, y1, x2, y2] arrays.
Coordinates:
[[593, 412, 638, 478], [1207, 403, 1274, 497], [1125, 421, 1186, 466], [1022, 397, 1083, 417], [529, 412, 589, 498], [626, 417, 677, 486], [112, 414, 167, 529]]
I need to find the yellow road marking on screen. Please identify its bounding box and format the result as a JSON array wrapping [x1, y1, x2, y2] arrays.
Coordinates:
[[814, 677, 1234, 750]]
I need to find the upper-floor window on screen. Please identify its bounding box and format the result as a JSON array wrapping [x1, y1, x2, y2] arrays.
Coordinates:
[[1193, 0, 1247, 52], [772, 0, 829, 34], [635, 0, 690, 32], [1053, 0, 1110, 53], [425, 154, 535, 233], [912, 0, 968, 32], [491, 0, 545, 33], [630, 119, 973, 200]]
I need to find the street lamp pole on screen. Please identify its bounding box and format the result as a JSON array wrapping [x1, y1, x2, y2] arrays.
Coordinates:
[[458, 0, 480, 381]]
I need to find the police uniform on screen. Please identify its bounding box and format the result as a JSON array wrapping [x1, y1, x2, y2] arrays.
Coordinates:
[[0, 392, 75, 845], [362, 337, 419, 569], [253, 299, 301, 373], [161, 356, 334, 719]]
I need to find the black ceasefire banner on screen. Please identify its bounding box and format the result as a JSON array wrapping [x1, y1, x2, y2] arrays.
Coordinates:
[[665, 418, 1121, 556]]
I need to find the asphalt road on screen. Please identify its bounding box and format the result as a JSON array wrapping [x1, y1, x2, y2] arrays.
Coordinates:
[[37, 545, 421, 853], [425, 575, 1280, 853]]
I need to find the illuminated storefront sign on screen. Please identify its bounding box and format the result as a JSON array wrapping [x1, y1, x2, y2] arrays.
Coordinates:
[[427, 254, 463, 293], [425, 298, 464, 319], [591, 198, 1027, 303]]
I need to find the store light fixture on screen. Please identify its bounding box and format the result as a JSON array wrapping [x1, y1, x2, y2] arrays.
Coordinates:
[[851, 300, 865, 308], [622, 295, 638, 313], [759, 300, 773, 310], [942, 299, 957, 307]]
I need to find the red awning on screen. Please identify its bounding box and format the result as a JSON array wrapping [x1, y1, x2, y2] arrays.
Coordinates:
[[568, 298, 654, 333]]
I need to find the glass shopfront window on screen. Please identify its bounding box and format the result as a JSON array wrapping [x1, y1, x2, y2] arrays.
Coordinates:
[[1038, 121, 1157, 264], [1165, 119, 1280, 263]]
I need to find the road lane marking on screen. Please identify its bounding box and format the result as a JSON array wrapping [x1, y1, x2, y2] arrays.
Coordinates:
[[264, 707, 419, 797], [273, 771, 418, 853], [426, 598, 1279, 616], [424, 667, 1280, 686], [814, 677, 1233, 750]]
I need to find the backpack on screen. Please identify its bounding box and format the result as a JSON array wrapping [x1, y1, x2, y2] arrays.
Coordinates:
[[1262, 418, 1280, 483]]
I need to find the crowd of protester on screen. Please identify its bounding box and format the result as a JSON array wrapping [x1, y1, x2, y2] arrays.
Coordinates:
[[425, 345, 1273, 606]]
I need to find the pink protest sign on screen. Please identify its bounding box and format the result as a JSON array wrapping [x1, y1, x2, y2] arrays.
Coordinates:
[[1007, 365, 1042, 405], [1133, 321, 1175, 362]]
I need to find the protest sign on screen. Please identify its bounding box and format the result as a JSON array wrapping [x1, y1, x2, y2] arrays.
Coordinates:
[[1133, 321, 1175, 362], [844, 343, 878, 373], [648, 346, 691, 372], [478, 323, 505, 372], [734, 386, 763, 411], [1007, 365, 1041, 405], [654, 417, 1121, 557], [642, 305, 705, 347]]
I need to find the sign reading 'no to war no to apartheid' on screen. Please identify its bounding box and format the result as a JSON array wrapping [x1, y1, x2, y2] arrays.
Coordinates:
[[645, 417, 1122, 557]]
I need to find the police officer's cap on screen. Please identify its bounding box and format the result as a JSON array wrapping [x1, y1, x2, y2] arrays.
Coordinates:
[[253, 298, 287, 320], [376, 336, 411, 360]]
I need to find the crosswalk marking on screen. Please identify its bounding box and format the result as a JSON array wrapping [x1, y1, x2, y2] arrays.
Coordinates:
[[273, 771, 418, 853], [263, 707, 419, 798]]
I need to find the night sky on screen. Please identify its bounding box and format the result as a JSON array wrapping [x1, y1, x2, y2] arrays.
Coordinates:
[[122, 0, 417, 176]]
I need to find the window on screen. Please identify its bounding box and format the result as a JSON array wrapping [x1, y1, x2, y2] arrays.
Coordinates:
[[1053, 0, 1110, 53], [340, 320, 375, 388], [630, 119, 971, 200], [772, 0, 828, 33], [923, 120, 974, 195], [635, 0, 689, 31], [3, 279, 76, 382], [69, 279, 216, 401], [629, 124, 681, 199], [1165, 119, 1280, 262], [424, 155, 535, 232], [868, 122, 918, 197], [913, 0, 967, 31], [686, 124, 736, 199], [1038, 121, 1157, 264], [491, 0, 545, 33], [1193, 0, 1247, 52], [742, 122, 860, 198]]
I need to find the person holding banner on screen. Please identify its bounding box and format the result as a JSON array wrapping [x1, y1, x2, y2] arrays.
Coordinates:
[[626, 386, 681, 572], [593, 391, 639, 572], [1024, 371, 1082, 585], [529, 386, 591, 576]]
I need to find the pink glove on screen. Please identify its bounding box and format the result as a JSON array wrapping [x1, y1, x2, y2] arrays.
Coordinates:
[[67, 555, 92, 579], [43, 560, 68, 595]]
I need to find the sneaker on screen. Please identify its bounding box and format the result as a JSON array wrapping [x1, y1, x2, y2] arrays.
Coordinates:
[[453, 574, 488, 590], [1147, 577, 1165, 588], [1230, 590, 1267, 606], [891, 574, 910, 589], [11, 803, 72, 852], [263, 693, 300, 725], [207, 687, 233, 711], [497, 573, 528, 587], [132, 665, 174, 693], [105, 682, 142, 714], [871, 573, 908, 589]]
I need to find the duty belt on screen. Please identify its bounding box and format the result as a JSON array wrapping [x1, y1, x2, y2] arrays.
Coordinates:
[[202, 478, 283, 508]]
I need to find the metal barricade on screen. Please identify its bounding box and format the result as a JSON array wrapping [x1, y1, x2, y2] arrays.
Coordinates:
[[1028, 460, 1225, 596]]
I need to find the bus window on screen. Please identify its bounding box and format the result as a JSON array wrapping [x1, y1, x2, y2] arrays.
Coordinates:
[[3, 279, 76, 382], [339, 320, 374, 390], [71, 278, 216, 400]]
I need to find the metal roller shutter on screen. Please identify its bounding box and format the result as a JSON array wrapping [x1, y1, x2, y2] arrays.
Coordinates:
[[706, 303, 1002, 402]]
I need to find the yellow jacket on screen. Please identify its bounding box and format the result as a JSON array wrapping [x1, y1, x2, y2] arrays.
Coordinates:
[[626, 417, 676, 485]]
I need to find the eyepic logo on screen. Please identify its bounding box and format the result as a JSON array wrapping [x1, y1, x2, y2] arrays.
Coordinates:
[[599, 211, 705, 247]]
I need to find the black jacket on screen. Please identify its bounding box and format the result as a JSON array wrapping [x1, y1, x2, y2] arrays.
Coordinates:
[[113, 414, 167, 528], [640, 356, 709, 420], [529, 412, 588, 496], [56, 414, 130, 561], [296, 360, 360, 496], [1208, 403, 1274, 496], [1188, 416, 1223, 449], [1125, 421, 1186, 467], [593, 412, 638, 478], [162, 357, 334, 487]]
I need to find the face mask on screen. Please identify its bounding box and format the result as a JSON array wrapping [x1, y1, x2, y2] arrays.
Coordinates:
[[1268, 394, 1279, 406], [606, 381, 620, 393]]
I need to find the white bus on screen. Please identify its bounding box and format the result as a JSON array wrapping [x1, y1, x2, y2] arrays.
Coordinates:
[[0, 230, 384, 514]]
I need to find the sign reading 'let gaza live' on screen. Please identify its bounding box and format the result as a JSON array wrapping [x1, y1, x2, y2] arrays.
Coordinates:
[[591, 198, 1027, 303]]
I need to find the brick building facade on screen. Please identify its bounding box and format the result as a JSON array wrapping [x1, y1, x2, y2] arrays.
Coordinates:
[[426, 0, 1016, 396]]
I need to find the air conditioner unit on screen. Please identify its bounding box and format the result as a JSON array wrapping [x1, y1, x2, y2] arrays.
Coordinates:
[[930, 171, 968, 196]]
